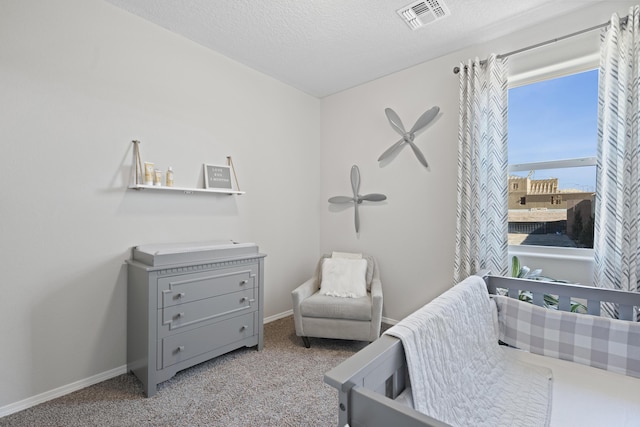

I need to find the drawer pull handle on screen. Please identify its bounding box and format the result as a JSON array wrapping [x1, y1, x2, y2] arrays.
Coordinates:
[[174, 312, 184, 320], [240, 280, 248, 285], [241, 297, 248, 303], [176, 292, 186, 299], [177, 346, 185, 352], [240, 325, 247, 331]]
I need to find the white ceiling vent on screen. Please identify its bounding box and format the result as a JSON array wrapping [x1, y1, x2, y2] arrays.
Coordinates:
[[397, 0, 451, 30]]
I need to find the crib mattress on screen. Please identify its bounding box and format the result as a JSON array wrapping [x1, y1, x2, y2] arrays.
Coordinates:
[[504, 348, 640, 427], [395, 348, 640, 426]]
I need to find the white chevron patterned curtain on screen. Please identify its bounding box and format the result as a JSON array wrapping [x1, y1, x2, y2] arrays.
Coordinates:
[[595, 7, 640, 320], [454, 55, 509, 283]]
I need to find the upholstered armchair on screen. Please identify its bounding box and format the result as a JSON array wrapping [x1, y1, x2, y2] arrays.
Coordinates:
[[291, 253, 383, 348]]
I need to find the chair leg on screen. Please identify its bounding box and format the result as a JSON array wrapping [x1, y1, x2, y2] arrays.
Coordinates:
[[302, 336, 310, 348]]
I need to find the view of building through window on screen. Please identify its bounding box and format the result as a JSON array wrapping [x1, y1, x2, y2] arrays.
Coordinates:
[[508, 69, 598, 249]]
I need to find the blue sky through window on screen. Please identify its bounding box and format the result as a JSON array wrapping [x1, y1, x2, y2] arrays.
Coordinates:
[[508, 69, 598, 192]]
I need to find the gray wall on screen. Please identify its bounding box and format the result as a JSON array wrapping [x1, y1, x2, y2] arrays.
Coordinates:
[[1, 0, 321, 409], [319, 1, 636, 321]]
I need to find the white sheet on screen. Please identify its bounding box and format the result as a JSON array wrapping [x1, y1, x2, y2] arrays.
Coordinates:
[[385, 276, 553, 427], [504, 348, 640, 427]]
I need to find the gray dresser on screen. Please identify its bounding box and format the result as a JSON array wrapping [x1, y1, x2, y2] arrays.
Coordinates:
[[126, 241, 266, 397]]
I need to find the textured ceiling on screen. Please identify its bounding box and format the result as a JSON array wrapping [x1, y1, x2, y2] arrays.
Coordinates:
[[103, 0, 604, 97]]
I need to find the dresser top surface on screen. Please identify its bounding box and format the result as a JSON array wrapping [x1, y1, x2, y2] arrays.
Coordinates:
[[136, 240, 254, 255], [131, 241, 263, 267]]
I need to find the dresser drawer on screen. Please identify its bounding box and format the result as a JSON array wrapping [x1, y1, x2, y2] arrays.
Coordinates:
[[159, 288, 256, 335], [160, 313, 255, 369], [158, 265, 257, 308]]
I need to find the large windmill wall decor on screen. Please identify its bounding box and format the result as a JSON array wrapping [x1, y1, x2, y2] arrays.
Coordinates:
[[328, 165, 386, 235], [378, 106, 440, 168]]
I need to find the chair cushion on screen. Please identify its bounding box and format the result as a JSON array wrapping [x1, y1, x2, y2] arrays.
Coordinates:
[[319, 258, 368, 298], [300, 292, 372, 321]]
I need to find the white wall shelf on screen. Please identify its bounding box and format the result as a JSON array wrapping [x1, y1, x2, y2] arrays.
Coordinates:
[[128, 184, 244, 195], [130, 140, 243, 196]]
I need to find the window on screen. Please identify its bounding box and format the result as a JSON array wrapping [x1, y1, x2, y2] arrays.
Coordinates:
[[508, 69, 597, 249]]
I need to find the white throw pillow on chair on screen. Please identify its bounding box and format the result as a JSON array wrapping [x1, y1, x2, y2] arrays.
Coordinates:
[[319, 257, 367, 298], [331, 251, 363, 259]]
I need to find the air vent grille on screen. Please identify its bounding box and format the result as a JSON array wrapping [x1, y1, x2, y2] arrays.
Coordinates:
[[397, 0, 450, 30]]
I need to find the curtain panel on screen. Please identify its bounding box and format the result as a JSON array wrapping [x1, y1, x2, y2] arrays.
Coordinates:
[[595, 6, 640, 320], [454, 55, 509, 283]]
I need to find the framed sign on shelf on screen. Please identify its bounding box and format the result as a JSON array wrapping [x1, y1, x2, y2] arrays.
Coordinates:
[[204, 164, 233, 190]]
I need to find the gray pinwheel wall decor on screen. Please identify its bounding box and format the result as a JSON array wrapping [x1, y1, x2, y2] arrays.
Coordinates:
[[328, 165, 386, 234], [378, 106, 440, 168]]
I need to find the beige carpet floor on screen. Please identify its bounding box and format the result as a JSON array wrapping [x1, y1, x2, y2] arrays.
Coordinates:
[[1, 316, 382, 427]]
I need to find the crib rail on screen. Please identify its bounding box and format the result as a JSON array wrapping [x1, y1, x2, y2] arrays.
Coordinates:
[[324, 334, 447, 427], [486, 275, 640, 320], [324, 335, 407, 427], [350, 386, 449, 427]]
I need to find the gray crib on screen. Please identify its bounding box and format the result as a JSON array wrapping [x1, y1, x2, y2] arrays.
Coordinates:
[[324, 275, 640, 427]]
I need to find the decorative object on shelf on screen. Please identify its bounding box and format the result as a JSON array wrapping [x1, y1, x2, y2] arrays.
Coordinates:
[[144, 162, 155, 185], [165, 166, 174, 187], [132, 140, 143, 185], [204, 164, 232, 190], [226, 156, 240, 192], [378, 106, 440, 168], [153, 169, 162, 186], [328, 165, 387, 234]]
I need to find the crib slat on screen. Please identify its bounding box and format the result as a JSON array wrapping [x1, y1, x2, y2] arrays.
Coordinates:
[[618, 304, 633, 321], [558, 295, 572, 312], [532, 292, 544, 307], [587, 299, 601, 316]]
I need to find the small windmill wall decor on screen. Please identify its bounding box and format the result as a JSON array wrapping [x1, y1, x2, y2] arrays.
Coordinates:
[[378, 106, 440, 168], [328, 165, 387, 234]]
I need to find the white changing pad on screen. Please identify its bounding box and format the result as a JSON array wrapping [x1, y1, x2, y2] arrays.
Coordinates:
[[131, 241, 259, 266], [504, 348, 640, 427]]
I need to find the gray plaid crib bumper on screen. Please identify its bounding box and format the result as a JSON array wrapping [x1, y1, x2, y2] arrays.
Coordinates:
[[493, 295, 640, 379]]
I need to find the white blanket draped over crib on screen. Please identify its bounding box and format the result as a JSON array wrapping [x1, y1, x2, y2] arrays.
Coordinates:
[[385, 276, 553, 427]]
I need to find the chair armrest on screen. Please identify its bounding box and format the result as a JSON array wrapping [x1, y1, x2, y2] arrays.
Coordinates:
[[291, 277, 319, 305], [370, 278, 383, 339], [371, 278, 383, 310], [291, 277, 319, 337]]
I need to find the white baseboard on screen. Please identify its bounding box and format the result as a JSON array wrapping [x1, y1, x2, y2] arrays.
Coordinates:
[[382, 316, 399, 326], [264, 309, 293, 323], [0, 365, 127, 418]]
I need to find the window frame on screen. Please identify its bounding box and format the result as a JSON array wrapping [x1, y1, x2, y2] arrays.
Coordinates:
[[507, 66, 598, 259], [508, 157, 597, 173]]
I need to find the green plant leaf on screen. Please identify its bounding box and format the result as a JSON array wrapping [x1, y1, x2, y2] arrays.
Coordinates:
[[511, 256, 520, 278], [528, 269, 543, 278], [571, 302, 587, 313]]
